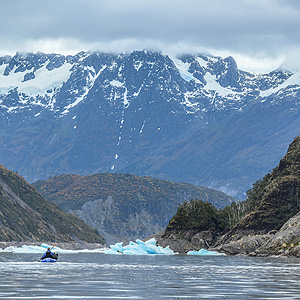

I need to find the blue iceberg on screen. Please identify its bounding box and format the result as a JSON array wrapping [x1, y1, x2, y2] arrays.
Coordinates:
[[104, 238, 175, 255], [187, 249, 225, 256]]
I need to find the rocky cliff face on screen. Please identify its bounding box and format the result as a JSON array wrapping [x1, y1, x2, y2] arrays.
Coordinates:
[[0, 164, 104, 244], [215, 211, 300, 257], [70, 196, 164, 245]]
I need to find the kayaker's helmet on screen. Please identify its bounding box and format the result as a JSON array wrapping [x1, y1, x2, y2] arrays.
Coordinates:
[[47, 248, 50, 251]]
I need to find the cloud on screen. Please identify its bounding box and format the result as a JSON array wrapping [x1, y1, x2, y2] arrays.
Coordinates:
[[0, 0, 299, 73]]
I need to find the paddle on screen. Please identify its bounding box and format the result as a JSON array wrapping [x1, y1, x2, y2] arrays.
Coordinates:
[[37, 243, 57, 262]]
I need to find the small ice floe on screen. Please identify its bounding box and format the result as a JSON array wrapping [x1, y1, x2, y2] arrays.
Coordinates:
[[187, 249, 226, 256], [104, 238, 175, 255], [0, 243, 105, 254]]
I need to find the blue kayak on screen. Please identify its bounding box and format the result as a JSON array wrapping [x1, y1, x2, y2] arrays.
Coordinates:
[[40, 257, 57, 263]]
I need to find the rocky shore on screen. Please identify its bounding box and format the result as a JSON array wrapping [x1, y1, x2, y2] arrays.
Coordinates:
[[154, 210, 300, 257], [153, 230, 216, 254], [216, 211, 300, 257]]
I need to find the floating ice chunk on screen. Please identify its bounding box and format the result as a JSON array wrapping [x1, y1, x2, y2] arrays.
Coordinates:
[[187, 249, 225, 256], [0, 245, 44, 253], [0, 243, 106, 254], [104, 238, 175, 255]]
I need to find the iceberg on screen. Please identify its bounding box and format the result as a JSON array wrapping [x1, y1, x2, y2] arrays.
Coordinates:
[[104, 238, 175, 255], [187, 249, 226, 256], [0, 243, 106, 254]]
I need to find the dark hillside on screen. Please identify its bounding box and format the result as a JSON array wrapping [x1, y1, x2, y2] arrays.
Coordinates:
[[0, 165, 104, 244]]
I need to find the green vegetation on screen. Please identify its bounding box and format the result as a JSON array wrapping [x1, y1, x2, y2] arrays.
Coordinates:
[[167, 199, 228, 232], [165, 198, 245, 235], [4, 134, 300, 245], [0, 164, 104, 243]]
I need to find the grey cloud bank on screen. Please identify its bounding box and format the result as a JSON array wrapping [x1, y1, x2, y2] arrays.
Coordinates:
[[0, 0, 300, 73]]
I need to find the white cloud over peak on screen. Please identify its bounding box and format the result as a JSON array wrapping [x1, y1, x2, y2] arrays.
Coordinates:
[[0, 0, 299, 73]]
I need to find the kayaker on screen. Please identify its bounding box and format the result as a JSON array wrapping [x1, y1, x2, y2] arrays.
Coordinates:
[[39, 247, 58, 261]]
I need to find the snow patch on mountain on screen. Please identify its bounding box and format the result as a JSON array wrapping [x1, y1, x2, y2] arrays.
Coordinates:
[[61, 65, 106, 115], [0, 63, 72, 97], [182, 92, 201, 114], [170, 57, 202, 84], [133, 60, 143, 71], [203, 73, 237, 96], [260, 71, 300, 97], [124, 87, 129, 108], [110, 80, 124, 87], [196, 57, 208, 68]]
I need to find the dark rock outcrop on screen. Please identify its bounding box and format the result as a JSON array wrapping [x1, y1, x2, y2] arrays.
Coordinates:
[[215, 211, 300, 257], [154, 230, 214, 254]]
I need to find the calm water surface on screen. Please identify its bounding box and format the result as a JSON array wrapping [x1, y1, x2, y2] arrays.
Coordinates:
[[1, 253, 300, 299]]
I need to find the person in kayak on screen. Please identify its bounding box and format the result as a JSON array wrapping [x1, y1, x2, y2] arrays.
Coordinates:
[[39, 247, 58, 261]]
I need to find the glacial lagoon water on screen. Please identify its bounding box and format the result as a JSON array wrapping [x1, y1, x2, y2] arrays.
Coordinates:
[[1, 252, 300, 299]]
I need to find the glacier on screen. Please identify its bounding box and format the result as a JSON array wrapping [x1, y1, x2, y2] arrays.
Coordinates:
[[104, 238, 175, 255], [260, 71, 300, 97]]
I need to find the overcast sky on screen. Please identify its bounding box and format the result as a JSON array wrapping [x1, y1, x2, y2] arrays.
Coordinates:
[[0, 0, 300, 73]]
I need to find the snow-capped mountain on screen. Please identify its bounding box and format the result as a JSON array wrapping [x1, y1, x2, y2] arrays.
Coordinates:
[[1, 50, 300, 198]]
